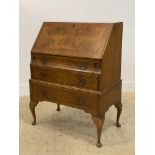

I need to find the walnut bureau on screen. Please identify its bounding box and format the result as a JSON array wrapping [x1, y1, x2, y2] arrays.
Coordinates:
[[29, 22, 123, 147]]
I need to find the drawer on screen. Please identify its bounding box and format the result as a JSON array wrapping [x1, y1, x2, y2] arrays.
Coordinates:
[[30, 79, 98, 110], [31, 65, 99, 90], [31, 54, 101, 74]]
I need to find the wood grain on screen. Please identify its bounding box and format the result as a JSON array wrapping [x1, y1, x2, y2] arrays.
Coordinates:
[[29, 22, 123, 147], [31, 22, 113, 59]]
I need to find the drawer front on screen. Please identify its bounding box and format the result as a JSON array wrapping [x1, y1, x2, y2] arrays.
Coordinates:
[[31, 66, 99, 90], [30, 80, 98, 110], [31, 54, 101, 74]]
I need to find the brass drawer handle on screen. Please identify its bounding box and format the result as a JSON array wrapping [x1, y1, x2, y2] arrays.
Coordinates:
[[79, 63, 87, 70], [41, 57, 48, 65], [40, 70, 47, 79], [79, 78, 86, 86], [76, 96, 86, 106], [40, 89, 48, 98]]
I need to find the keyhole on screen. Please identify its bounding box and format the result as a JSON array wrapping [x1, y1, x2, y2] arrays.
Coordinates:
[[72, 24, 75, 28]]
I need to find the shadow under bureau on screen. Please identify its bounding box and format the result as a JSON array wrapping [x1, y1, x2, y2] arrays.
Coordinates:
[[29, 22, 123, 147]]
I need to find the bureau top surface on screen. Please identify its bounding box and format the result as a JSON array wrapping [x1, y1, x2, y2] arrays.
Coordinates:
[[31, 22, 115, 59]]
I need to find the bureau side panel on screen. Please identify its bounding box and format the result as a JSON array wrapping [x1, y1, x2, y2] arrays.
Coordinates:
[[100, 22, 123, 90], [98, 83, 122, 117]]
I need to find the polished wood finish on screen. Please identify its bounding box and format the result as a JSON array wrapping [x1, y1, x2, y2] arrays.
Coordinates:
[[92, 115, 105, 147], [115, 102, 122, 127], [31, 54, 101, 74], [29, 100, 38, 125], [31, 65, 99, 90], [29, 22, 123, 147], [57, 104, 60, 111], [31, 22, 113, 59], [29, 79, 98, 116]]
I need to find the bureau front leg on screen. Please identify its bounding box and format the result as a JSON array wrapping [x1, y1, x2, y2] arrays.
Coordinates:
[[114, 102, 122, 127], [92, 115, 105, 147], [56, 104, 60, 111], [29, 101, 39, 125]]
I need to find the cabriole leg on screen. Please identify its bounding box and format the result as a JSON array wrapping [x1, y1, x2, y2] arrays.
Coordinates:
[[92, 115, 105, 147], [57, 104, 60, 111], [114, 102, 122, 127], [29, 101, 38, 125]]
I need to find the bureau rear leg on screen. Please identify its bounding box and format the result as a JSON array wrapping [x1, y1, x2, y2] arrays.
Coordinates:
[[114, 102, 122, 127], [57, 104, 60, 111], [92, 115, 105, 147], [29, 101, 38, 125]]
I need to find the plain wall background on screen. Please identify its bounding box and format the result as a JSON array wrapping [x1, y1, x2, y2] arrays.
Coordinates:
[[19, 0, 135, 96]]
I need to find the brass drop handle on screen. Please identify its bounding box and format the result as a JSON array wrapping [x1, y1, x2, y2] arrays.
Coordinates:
[[40, 89, 48, 98], [76, 96, 86, 106], [41, 57, 47, 65], [79, 63, 87, 70], [79, 78, 86, 86], [94, 63, 100, 68]]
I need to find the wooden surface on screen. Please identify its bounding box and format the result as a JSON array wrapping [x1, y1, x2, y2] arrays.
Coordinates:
[[29, 22, 123, 147], [31, 53, 101, 74], [30, 79, 98, 116], [31, 22, 113, 59], [31, 65, 99, 90]]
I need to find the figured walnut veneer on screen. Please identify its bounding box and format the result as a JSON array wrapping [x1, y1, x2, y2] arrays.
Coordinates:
[[29, 22, 123, 147]]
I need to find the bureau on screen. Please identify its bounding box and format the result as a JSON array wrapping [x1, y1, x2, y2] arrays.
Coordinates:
[[29, 22, 123, 147]]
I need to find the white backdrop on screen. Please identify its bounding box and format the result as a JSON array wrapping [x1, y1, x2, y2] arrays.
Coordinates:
[[19, 0, 135, 96]]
